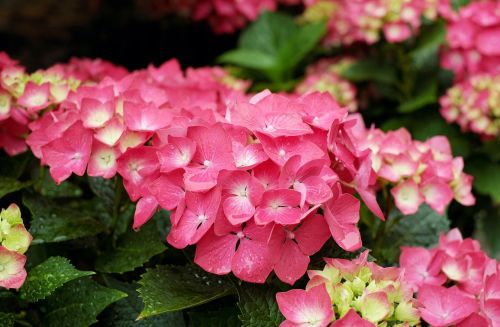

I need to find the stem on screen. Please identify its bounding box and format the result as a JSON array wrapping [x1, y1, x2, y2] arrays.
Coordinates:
[[111, 176, 123, 231]]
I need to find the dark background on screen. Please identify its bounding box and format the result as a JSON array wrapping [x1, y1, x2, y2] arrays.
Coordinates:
[[0, 0, 237, 71]]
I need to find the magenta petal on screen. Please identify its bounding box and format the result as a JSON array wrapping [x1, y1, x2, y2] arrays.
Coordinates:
[[133, 196, 158, 230], [194, 229, 237, 275], [276, 284, 333, 327], [294, 214, 330, 256], [274, 240, 310, 285], [418, 285, 478, 327], [331, 309, 375, 327], [232, 239, 275, 283]]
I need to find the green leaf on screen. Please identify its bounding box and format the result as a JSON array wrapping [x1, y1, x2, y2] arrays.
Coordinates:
[[137, 265, 235, 319], [239, 11, 297, 55], [409, 21, 446, 69], [218, 49, 276, 71], [43, 277, 127, 327], [88, 176, 116, 207], [189, 307, 240, 327], [376, 205, 450, 264], [95, 221, 167, 273], [38, 170, 82, 198], [398, 79, 437, 113], [466, 157, 500, 202], [219, 12, 325, 84], [0, 152, 31, 179], [20, 256, 94, 302], [238, 284, 284, 327], [452, 0, 471, 11], [23, 194, 106, 244], [101, 277, 185, 327], [474, 208, 500, 260], [0, 312, 15, 327], [0, 177, 30, 199], [340, 59, 398, 85], [277, 21, 326, 72]]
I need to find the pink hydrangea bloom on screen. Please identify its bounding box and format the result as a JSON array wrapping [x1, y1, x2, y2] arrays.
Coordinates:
[[295, 58, 358, 112], [400, 228, 500, 326], [346, 114, 475, 215], [440, 0, 500, 80], [439, 73, 500, 139], [276, 284, 334, 327], [277, 251, 420, 326], [301, 0, 440, 46]]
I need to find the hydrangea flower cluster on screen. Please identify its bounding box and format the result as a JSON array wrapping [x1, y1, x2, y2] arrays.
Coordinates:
[[22, 53, 390, 284], [440, 0, 500, 81], [400, 228, 500, 326], [346, 114, 475, 215], [440, 74, 500, 139], [294, 58, 358, 112], [0, 204, 32, 289], [276, 250, 421, 326], [301, 0, 439, 45], [0, 52, 127, 156]]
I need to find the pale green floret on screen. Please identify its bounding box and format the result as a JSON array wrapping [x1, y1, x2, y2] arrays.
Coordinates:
[[0, 204, 23, 226], [2, 225, 31, 254], [395, 301, 420, 326]]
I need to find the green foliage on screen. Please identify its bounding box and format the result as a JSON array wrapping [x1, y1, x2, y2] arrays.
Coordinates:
[[43, 277, 127, 327], [23, 194, 106, 244], [38, 171, 82, 198], [409, 21, 446, 69], [238, 284, 284, 327], [0, 177, 31, 199], [137, 265, 235, 318], [219, 12, 326, 83], [95, 221, 167, 273], [20, 256, 94, 302], [101, 277, 185, 326], [375, 205, 450, 264], [340, 59, 398, 85], [467, 157, 500, 202], [0, 312, 15, 327], [188, 307, 240, 327]]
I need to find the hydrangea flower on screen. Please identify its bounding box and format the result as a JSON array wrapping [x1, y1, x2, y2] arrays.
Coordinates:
[[440, 0, 500, 81], [301, 0, 439, 46], [276, 251, 421, 326], [400, 228, 500, 326], [346, 114, 475, 215], [0, 204, 32, 289], [295, 58, 358, 112], [440, 73, 499, 139]]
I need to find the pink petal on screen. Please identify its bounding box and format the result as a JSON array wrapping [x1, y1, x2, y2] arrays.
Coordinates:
[[94, 117, 125, 146], [41, 121, 93, 184], [418, 285, 478, 327], [17, 82, 50, 111], [391, 179, 424, 215], [254, 189, 303, 225], [149, 173, 185, 210], [123, 101, 172, 132], [274, 240, 310, 285], [133, 196, 158, 230], [80, 98, 114, 129], [276, 285, 333, 326], [331, 309, 375, 327], [294, 213, 330, 256], [421, 180, 454, 214], [194, 229, 237, 275], [232, 239, 275, 283], [157, 136, 196, 173], [476, 27, 500, 56], [87, 141, 119, 178], [323, 193, 362, 251]]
